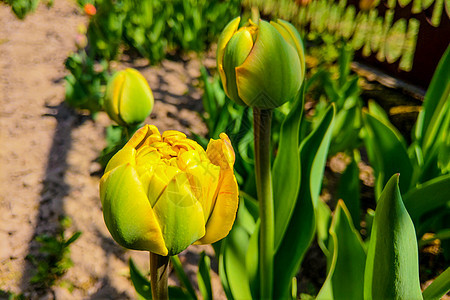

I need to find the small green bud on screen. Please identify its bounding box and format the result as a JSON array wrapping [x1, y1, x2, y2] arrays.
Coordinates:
[[104, 68, 154, 126]]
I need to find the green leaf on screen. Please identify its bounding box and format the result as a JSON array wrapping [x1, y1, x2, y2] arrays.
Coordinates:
[[364, 174, 423, 300], [273, 86, 304, 251], [404, 173, 450, 222], [329, 103, 361, 156], [403, 174, 450, 234], [367, 100, 390, 125], [422, 267, 450, 300], [129, 258, 152, 300], [64, 232, 82, 247], [316, 199, 332, 257], [274, 105, 335, 299], [415, 45, 450, 152], [338, 44, 353, 88], [363, 112, 413, 197], [197, 252, 212, 300], [337, 156, 360, 229], [220, 201, 254, 300], [170, 256, 197, 300], [317, 201, 366, 300]]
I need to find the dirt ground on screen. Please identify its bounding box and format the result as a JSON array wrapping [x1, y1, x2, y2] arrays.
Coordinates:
[[0, 1, 223, 298]]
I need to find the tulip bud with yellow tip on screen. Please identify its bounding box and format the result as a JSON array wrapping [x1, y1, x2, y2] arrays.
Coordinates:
[[104, 68, 154, 127], [217, 17, 305, 109], [99, 125, 239, 256]]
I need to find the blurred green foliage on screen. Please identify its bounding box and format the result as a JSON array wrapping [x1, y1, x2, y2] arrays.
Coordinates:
[[64, 50, 110, 116], [81, 0, 242, 63], [1, 0, 52, 19]]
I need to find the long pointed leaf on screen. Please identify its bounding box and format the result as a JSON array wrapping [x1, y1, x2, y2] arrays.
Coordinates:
[[274, 105, 335, 299], [337, 156, 361, 229], [273, 86, 304, 251], [197, 252, 212, 300], [363, 112, 413, 197], [317, 201, 366, 300], [403, 174, 450, 234], [415, 45, 450, 151], [171, 256, 197, 300], [422, 267, 450, 300], [364, 174, 422, 300]]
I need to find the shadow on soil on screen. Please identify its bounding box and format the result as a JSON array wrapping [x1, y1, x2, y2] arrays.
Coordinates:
[[19, 102, 86, 296]]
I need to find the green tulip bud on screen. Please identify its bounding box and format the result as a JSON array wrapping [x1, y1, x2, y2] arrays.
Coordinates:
[[104, 68, 154, 126], [217, 17, 305, 109]]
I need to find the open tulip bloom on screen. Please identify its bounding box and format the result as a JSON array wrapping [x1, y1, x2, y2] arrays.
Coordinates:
[[100, 125, 239, 256]]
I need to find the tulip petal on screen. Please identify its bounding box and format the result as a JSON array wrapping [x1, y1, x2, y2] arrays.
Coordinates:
[[273, 19, 306, 80], [179, 150, 221, 221], [104, 71, 125, 125], [105, 146, 136, 173], [196, 168, 239, 244], [236, 20, 302, 109], [217, 17, 241, 93], [206, 133, 235, 169], [119, 69, 154, 125], [222, 29, 254, 106], [153, 173, 206, 255], [100, 163, 168, 255]]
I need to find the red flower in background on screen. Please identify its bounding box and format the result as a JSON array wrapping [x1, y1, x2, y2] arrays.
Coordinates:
[[84, 3, 96, 16]]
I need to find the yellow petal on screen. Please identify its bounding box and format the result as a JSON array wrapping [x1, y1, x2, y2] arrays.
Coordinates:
[[153, 173, 206, 255], [104, 71, 125, 125], [125, 124, 161, 150], [178, 150, 221, 221], [146, 164, 180, 207], [100, 163, 168, 255], [196, 168, 239, 244], [105, 146, 136, 173], [206, 133, 235, 169], [217, 17, 241, 92]]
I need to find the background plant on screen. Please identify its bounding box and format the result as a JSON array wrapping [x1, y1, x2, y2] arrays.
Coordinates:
[[25, 217, 81, 291]]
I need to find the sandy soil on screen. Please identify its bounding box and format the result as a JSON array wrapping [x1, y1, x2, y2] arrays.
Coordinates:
[[0, 1, 223, 298]]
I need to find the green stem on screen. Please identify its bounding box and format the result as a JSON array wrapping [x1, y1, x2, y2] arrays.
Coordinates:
[[253, 107, 274, 299], [150, 252, 169, 300]]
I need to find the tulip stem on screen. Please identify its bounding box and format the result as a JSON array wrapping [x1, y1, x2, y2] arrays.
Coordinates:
[[150, 252, 169, 300], [253, 107, 274, 299]]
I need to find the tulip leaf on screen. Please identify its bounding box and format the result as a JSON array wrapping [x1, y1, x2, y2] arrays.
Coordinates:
[[403, 174, 450, 235], [316, 199, 332, 257], [220, 201, 254, 300], [363, 112, 413, 197], [129, 258, 152, 300], [336, 155, 361, 229], [415, 45, 450, 152], [197, 252, 213, 300], [364, 174, 423, 300], [170, 255, 197, 300], [422, 267, 450, 300], [274, 105, 335, 299], [316, 201, 366, 300], [368, 100, 390, 125], [273, 87, 304, 251]]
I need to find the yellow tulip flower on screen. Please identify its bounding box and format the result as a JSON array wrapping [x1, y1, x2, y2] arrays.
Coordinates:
[[100, 125, 239, 256]]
